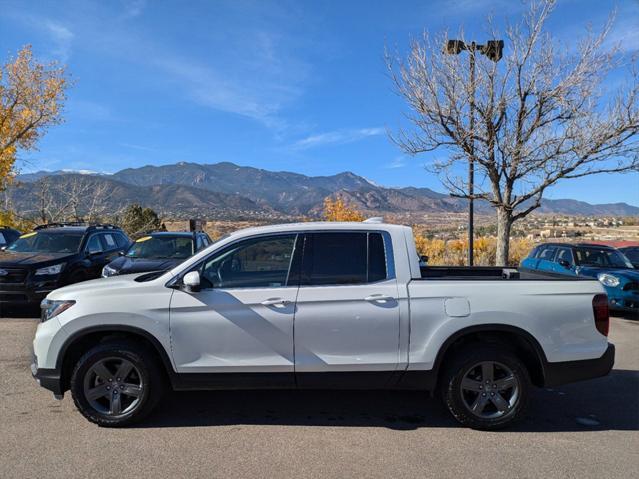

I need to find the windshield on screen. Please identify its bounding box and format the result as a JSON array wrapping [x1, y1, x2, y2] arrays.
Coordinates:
[[126, 236, 193, 259], [7, 231, 83, 254], [574, 247, 634, 269]]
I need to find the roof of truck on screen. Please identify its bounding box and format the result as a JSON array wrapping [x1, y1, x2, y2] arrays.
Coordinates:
[[226, 221, 407, 238]]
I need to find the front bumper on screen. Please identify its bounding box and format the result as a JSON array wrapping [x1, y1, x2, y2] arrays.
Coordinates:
[[543, 343, 615, 388], [31, 350, 63, 397]]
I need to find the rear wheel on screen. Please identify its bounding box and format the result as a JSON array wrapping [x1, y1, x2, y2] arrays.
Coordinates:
[[440, 345, 530, 430], [70, 341, 163, 427]]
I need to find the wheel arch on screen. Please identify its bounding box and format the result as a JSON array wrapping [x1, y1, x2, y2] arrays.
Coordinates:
[[57, 325, 176, 392], [432, 324, 549, 388]]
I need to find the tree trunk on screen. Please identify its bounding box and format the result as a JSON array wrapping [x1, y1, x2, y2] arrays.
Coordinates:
[[496, 208, 513, 266]]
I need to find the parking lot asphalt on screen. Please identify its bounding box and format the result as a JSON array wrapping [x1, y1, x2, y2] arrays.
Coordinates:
[[0, 315, 637, 479]]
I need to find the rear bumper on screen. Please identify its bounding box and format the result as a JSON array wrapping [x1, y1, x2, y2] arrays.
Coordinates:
[[543, 343, 615, 388]]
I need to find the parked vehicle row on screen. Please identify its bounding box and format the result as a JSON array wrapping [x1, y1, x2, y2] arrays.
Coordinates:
[[32, 220, 614, 430], [0, 222, 212, 308]]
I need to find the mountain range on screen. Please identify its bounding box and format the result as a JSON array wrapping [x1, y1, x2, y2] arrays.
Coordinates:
[[8, 161, 639, 219]]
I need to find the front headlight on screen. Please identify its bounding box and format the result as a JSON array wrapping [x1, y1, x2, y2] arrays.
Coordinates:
[[597, 273, 620, 288], [35, 263, 65, 276], [102, 265, 117, 277], [40, 299, 76, 322]]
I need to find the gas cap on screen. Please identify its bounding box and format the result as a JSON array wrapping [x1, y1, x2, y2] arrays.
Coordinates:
[[444, 297, 471, 317]]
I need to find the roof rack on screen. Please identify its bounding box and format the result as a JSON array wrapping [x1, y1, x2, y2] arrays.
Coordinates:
[[34, 222, 121, 231], [363, 217, 384, 224]]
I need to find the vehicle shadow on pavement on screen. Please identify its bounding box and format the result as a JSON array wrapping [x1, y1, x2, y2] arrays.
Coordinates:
[[139, 369, 639, 432]]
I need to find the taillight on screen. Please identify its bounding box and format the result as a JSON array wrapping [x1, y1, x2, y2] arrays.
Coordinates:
[[592, 294, 609, 337]]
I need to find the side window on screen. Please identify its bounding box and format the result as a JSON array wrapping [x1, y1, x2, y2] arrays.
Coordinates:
[[101, 233, 118, 251], [368, 232, 387, 282], [555, 247, 574, 266], [114, 233, 129, 248], [200, 234, 297, 289], [0, 232, 6, 246], [537, 246, 557, 261], [301, 232, 388, 286], [85, 234, 103, 254]]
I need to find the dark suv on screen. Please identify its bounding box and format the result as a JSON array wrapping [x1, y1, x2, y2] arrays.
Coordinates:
[[0, 223, 130, 306]]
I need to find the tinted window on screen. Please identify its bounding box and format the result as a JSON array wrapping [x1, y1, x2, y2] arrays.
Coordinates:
[[555, 247, 574, 265], [127, 236, 194, 259], [8, 232, 83, 253], [574, 247, 633, 268], [368, 233, 387, 282], [200, 234, 297, 289], [302, 232, 388, 286], [101, 233, 118, 251], [114, 233, 129, 248], [86, 235, 103, 253], [621, 248, 639, 263], [537, 246, 557, 261], [0, 232, 6, 246]]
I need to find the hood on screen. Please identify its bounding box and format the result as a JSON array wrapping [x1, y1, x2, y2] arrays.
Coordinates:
[[577, 266, 639, 281], [0, 250, 74, 267], [47, 271, 171, 300], [107, 256, 183, 274]]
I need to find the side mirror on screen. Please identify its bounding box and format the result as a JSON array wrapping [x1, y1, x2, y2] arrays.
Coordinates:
[[0, 246, 6, 251], [420, 255, 429, 265], [118, 251, 125, 256], [183, 271, 201, 293], [558, 259, 571, 269], [87, 249, 101, 256]]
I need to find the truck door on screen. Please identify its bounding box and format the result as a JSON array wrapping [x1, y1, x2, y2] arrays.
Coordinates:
[[168, 234, 301, 385], [293, 232, 400, 388]]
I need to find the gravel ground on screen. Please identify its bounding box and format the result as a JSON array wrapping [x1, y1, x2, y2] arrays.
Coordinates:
[[0, 316, 637, 479]]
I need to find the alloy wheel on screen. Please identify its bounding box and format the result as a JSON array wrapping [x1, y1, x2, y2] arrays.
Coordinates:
[[459, 361, 520, 419], [83, 357, 143, 417]]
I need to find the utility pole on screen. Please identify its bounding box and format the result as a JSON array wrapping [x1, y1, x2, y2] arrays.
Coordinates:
[[444, 39, 503, 267]]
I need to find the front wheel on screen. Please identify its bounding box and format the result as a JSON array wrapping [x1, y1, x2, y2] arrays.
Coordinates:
[[70, 341, 163, 427], [440, 345, 530, 430]]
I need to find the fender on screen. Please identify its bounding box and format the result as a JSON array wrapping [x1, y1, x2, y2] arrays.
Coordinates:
[[396, 323, 549, 390], [56, 324, 177, 384]]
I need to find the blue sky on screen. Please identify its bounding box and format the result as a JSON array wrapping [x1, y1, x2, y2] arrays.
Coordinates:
[[1, 0, 638, 205]]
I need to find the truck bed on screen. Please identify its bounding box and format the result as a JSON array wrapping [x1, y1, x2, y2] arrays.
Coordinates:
[[419, 266, 595, 281]]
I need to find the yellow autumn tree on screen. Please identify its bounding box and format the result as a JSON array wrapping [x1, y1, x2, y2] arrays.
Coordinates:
[[0, 45, 68, 190], [322, 195, 365, 222]]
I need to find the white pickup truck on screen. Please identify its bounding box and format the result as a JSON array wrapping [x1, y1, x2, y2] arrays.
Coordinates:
[[32, 220, 615, 429]]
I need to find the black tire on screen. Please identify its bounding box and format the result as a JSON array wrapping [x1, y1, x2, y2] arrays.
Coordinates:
[[70, 340, 164, 427], [440, 344, 530, 430]]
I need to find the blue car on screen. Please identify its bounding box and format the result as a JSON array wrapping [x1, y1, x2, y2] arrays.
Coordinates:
[[521, 242, 639, 315]]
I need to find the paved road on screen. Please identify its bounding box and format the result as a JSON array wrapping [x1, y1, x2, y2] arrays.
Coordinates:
[[0, 316, 637, 479]]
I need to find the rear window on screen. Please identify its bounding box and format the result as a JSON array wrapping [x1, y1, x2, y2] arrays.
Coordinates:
[[301, 232, 388, 286]]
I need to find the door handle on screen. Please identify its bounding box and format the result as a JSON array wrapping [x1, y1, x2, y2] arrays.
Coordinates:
[[364, 294, 394, 303], [260, 298, 291, 308]]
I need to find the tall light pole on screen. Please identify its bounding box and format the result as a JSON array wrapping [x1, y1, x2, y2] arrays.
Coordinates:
[[444, 39, 503, 267]]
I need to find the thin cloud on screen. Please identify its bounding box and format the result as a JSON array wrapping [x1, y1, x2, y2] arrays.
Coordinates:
[[119, 142, 157, 152], [123, 0, 146, 19], [290, 127, 385, 150], [385, 156, 407, 169]]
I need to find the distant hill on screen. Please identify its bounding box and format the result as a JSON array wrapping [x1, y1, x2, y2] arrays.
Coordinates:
[[10, 161, 639, 218]]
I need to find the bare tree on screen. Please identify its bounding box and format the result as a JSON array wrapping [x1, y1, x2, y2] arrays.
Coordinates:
[[387, 0, 639, 265], [28, 176, 117, 224]]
